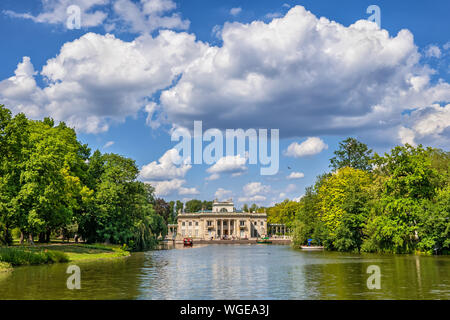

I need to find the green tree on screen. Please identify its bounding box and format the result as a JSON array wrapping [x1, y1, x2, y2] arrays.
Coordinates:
[[330, 137, 373, 171], [185, 199, 202, 213], [318, 167, 372, 252], [365, 144, 440, 253]]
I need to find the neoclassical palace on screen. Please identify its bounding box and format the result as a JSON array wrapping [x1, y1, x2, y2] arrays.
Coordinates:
[[167, 199, 270, 240]]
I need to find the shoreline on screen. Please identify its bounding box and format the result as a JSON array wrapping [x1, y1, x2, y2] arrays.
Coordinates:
[[0, 243, 131, 270]]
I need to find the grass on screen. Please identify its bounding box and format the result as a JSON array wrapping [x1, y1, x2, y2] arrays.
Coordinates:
[[19, 243, 129, 262], [0, 243, 130, 267], [0, 247, 69, 266]]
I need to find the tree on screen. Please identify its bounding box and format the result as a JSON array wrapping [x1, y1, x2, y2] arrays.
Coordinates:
[[175, 200, 183, 215], [330, 137, 373, 171], [417, 186, 450, 254], [154, 198, 171, 223], [185, 199, 202, 213], [0, 106, 30, 244], [365, 144, 440, 253], [242, 204, 249, 212], [318, 167, 372, 252]]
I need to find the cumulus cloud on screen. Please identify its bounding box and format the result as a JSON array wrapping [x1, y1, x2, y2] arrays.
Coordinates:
[[2, 4, 449, 148], [215, 188, 233, 201], [140, 148, 191, 181], [398, 104, 450, 147], [287, 171, 305, 179], [157, 5, 450, 143], [140, 148, 198, 197], [0, 31, 207, 133], [113, 0, 189, 33], [285, 137, 328, 157], [145, 179, 199, 197], [238, 182, 271, 204], [3, 0, 189, 33], [3, 0, 108, 28], [425, 45, 442, 58], [206, 154, 247, 180]]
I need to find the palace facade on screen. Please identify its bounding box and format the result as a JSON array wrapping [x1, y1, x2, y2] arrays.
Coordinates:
[[168, 199, 268, 240]]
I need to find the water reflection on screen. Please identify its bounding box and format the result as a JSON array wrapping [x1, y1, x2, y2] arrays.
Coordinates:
[[0, 245, 449, 300]]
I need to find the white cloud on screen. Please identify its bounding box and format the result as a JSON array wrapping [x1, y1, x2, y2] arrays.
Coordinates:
[[292, 194, 304, 202], [398, 126, 416, 146], [215, 188, 232, 201], [113, 0, 189, 33], [2, 4, 449, 149], [238, 182, 271, 204], [140, 148, 199, 197], [3, 0, 189, 33], [285, 137, 328, 158], [425, 45, 442, 58], [287, 171, 305, 179], [146, 179, 199, 197], [140, 148, 191, 181], [3, 0, 108, 28], [230, 7, 242, 16], [205, 173, 220, 181], [0, 31, 207, 133], [206, 154, 247, 180], [399, 104, 450, 147], [103, 141, 115, 149], [157, 5, 450, 143], [243, 182, 270, 196], [179, 186, 200, 195]]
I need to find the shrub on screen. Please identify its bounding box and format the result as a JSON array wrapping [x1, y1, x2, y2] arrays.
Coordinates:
[[0, 247, 69, 266]]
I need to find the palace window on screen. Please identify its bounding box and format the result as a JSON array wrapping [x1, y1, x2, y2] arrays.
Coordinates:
[[182, 222, 185, 226], [260, 221, 264, 226], [240, 221, 245, 226], [195, 222, 199, 226], [189, 222, 192, 226], [207, 221, 212, 227]]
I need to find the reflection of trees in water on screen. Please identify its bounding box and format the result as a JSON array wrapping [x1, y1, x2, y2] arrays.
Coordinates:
[[301, 261, 370, 299], [0, 254, 146, 300], [300, 254, 450, 299]]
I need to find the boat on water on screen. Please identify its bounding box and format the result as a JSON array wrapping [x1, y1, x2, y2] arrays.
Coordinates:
[[300, 245, 324, 250], [183, 238, 193, 246], [257, 237, 272, 244], [300, 238, 323, 250]]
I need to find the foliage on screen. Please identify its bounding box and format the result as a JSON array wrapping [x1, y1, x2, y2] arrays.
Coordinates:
[[288, 139, 449, 255], [0, 247, 69, 266], [0, 105, 167, 252], [330, 137, 373, 172]]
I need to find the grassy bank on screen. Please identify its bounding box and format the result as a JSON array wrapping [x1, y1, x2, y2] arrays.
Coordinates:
[[0, 261, 12, 272], [0, 244, 130, 267]]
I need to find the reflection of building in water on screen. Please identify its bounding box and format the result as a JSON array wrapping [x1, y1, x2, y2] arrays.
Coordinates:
[[167, 199, 268, 240]]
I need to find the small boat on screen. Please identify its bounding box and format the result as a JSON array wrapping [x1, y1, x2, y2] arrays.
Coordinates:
[[183, 238, 193, 246], [257, 237, 272, 244], [300, 245, 324, 250]]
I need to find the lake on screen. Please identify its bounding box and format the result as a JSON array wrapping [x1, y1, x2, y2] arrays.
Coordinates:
[[0, 244, 449, 299]]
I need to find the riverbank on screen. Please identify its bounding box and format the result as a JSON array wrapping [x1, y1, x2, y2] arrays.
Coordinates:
[[0, 262, 12, 273], [0, 243, 130, 268]]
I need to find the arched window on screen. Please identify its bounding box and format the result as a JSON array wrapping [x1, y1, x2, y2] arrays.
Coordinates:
[[220, 208, 228, 213]]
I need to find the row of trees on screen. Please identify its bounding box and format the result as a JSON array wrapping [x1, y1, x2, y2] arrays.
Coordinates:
[[0, 105, 167, 250], [269, 138, 449, 254]]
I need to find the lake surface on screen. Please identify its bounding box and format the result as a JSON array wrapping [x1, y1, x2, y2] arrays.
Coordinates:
[[0, 244, 449, 300]]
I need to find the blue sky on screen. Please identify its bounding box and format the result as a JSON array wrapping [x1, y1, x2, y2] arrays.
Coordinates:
[[0, 0, 449, 207]]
